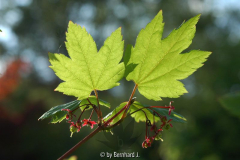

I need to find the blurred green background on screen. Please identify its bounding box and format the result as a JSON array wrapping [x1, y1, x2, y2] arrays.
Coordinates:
[[0, 0, 240, 160]]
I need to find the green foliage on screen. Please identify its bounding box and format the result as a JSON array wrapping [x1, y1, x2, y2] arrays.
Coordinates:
[[219, 92, 240, 118], [38, 96, 110, 123], [103, 102, 127, 125], [125, 10, 211, 101], [80, 96, 110, 111], [103, 101, 186, 125], [131, 101, 186, 123], [39, 12, 212, 156], [38, 100, 81, 123], [41, 12, 210, 126], [49, 21, 124, 100]]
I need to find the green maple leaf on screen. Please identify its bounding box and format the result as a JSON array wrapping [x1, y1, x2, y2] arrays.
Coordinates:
[[49, 21, 124, 99], [125, 11, 211, 101]]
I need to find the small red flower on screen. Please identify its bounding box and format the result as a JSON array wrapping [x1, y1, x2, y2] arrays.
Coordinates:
[[66, 114, 69, 120], [157, 128, 163, 132], [62, 109, 76, 120], [142, 137, 153, 148], [82, 119, 97, 129], [68, 121, 81, 132]]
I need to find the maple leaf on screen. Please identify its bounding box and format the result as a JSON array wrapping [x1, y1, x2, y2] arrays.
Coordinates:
[[125, 11, 211, 101], [49, 21, 125, 99]]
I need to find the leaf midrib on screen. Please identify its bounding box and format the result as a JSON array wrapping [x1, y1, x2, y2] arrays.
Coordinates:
[[73, 27, 95, 89], [137, 21, 192, 84], [95, 34, 116, 88], [137, 15, 162, 82]]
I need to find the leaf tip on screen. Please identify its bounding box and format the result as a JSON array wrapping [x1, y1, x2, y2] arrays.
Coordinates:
[[192, 14, 201, 22]]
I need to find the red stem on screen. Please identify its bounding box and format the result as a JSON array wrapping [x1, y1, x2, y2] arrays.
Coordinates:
[[57, 126, 102, 160], [120, 84, 138, 119], [77, 107, 87, 122], [89, 109, 94, 120], [103, 104, 128, 127], [151, 106, 170, 109], [87, 98, 99, 118], [145, 121, 148, 139], [94, 89, 102, 119]]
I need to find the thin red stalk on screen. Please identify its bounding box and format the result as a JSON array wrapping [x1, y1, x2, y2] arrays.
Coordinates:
[[94, 89, 102, 119], [103, 104, 128, 127], [89, 109, 94, 119], [87, 98, 99, 118], [145, 121, 148, 139], [57, 126, 102, 160], [77, 107, 87, 122], [123, 84, 138, 117], [151, 106, 170, 109]]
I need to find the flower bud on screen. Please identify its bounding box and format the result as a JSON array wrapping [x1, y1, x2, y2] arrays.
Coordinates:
[[66, 114, 69, 120], [70, 125, 78, 137]]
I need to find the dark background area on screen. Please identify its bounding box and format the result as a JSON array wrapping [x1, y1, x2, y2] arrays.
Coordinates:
[[0, 0, 240, 160]]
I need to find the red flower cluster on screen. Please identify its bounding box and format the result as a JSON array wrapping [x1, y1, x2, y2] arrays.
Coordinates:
[[62, 108, 97, 137], [142, 137, 153, 148], [142, 116, 173, 148]]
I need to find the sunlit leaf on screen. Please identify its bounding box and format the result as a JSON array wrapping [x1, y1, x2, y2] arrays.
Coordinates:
[[49, 22, 124, 100], [125, 11, 211, 101]]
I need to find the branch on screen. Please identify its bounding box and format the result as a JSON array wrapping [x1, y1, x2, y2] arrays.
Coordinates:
[[57, 126, 102, 160], [94, 90, 102, 123], [103, 84, 138, 129]]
